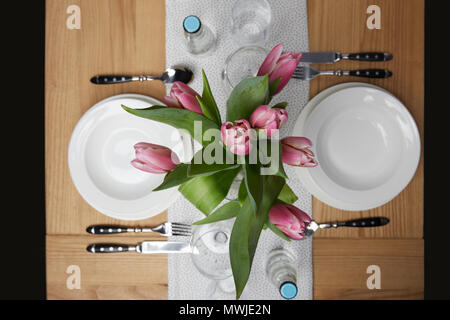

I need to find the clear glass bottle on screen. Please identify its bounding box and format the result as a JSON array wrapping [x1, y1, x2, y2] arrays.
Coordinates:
[[183, 15, 216, 55], [266, 248, 298, 299]]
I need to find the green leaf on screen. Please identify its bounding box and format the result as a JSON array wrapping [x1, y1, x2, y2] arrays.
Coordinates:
[[272, 101, 288, 109], [275, 162, 288, 180], [229, 197, 255, 299], [269, 77, 281, 97], [153, 163, 192, 191], [277, 184, 298, 204], [237, 179, 247, 206], [266, 220, 292, 242], [188, 147, 240, 177], [242, 163, 263, 214], [273, 139, 288, 179], [178, 167, 240, 215], [259, 139, 288, 179], [199, 69, 222, 125], [188, 162, 240, 177], [121, 105, 219, 146], [226, 75, 270, 122], [230, 175, 286, 299], [193, 201, 241, 225]]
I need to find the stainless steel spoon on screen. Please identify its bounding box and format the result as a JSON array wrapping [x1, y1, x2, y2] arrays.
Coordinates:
[[305, 217, 389, 236], [90, 66, 193, 85]]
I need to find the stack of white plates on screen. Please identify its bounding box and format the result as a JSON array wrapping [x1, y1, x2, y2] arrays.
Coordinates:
[[68, 94, 193, 220], [292, 83, 421, 211]]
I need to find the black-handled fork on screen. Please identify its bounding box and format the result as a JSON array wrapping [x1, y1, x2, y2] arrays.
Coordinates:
[[86, 222, 191, 237], [292, 66, 392, 80]]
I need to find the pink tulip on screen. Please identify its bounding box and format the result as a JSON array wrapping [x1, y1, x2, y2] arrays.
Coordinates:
[[281, 137, 318, 167], [249, 105, 278, 136], [274, 108, 288, 128], [257, 43, 302, 95], [221, 119, 253, 156], [162, 81, 203, 114], [249, 105, 288, 137], [131, 142, 179, 174], [269, 203, 312, 240]]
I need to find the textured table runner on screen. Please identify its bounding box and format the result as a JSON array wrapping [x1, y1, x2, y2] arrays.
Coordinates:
[[166, 0, 312, 300]]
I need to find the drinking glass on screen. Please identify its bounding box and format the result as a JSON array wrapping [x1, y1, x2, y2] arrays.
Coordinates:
[[221, 46, 268, 93], [190, 220, 236, 298], [191, 220, 232, 280], [231, 0, 272, 46]]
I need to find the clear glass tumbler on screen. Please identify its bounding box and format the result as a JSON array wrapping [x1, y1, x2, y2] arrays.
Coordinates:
[[190, 220, 236, 299], [221, 46, 268, 93], [231, 0, 272, 46], [190, 220, 233, 280]]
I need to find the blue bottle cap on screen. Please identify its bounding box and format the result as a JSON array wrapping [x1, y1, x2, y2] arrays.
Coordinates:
[[183, 15, 201, 33], [280, 281, 298, 299]]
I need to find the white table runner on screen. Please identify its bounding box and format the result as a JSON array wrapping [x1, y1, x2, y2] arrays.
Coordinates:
[[166, 0, 313, 300]]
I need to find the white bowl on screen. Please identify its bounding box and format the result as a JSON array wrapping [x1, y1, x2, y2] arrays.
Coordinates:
[[68, 94, 191, 220], [292, 83, 421, 211]]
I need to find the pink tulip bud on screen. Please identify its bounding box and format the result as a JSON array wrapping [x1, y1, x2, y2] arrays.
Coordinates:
[[221, 119, 253, 156], [162, 81, 203, 114], [281, 137, 318, 167], [274, 108, 288, 128], [249, 105, 288, 138], [249, 105, 278, 137], [131, 142, 179, 174], [257, 43, 302, 95], [269, 203, 312, 240]]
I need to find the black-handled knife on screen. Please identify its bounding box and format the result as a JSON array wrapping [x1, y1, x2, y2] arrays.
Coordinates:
[[301, 51, 393, 64], [87, 241, 197, 254]]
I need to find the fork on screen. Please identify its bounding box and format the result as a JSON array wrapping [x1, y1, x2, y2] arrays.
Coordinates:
[[86, 222, 191, 237], [292, 66, 392, 80]]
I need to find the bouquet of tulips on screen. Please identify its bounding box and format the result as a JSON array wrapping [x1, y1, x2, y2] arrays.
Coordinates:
[[123, 43, 317, 299]]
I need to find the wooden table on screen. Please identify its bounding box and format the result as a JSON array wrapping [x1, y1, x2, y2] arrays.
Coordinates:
[[46, 0, 424, 299]]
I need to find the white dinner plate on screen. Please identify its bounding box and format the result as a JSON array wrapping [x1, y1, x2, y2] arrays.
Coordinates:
[[292, 83, 421, 211], [68, 94, 191, 220]]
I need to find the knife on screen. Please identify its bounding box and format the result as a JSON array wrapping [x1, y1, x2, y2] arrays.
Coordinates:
[[301, 52, 393, 64], [87, 241, 199, 254]]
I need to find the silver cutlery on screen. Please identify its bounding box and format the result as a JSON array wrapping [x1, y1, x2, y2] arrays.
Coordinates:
[[300, 51, 392, 64], [90, 66, 193, 85], [305, 217, 389, 237], [87, 241, 198, 254], [292, 66, 392, 81], [86, 222, 191, 237]]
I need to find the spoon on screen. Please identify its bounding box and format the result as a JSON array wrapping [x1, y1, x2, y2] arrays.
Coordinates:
[[305, 217, 389, 237], [90, 66, 193, 85]]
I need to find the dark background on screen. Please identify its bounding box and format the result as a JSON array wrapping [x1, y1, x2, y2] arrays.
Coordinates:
[[0, 0, 448, 300]]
